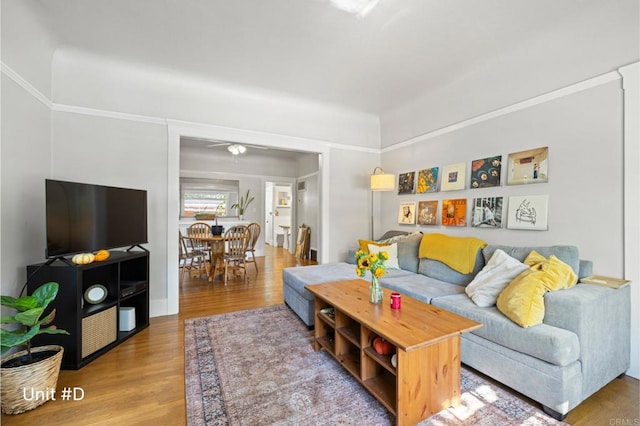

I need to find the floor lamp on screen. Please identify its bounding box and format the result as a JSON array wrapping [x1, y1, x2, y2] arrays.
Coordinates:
[[370, 167, 395, 239]]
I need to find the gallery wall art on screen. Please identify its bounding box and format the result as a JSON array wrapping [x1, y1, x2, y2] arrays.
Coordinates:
[[417, 200, 438, 225], [441, 163, 466, 192], [398, 202, 416, 224], [507, 195, 549, 230], [442, 198, 467, 226], [398, 172, 416, 194], [470, 155, 502, 188], [507, 147, 548, 185], [471, 197, 503, 228], [416, 167, 439, 193]]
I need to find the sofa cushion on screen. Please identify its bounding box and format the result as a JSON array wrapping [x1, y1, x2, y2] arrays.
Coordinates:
[[418, 249, 485, 286], [358, 239, 389, 252], [496, 251, 579, 327], [465, 249, 529, 307], [496, 270, 547, 327], [377, 230, 409, 241], [525, 251, 578, 291], [283, 263, 357, 301], [368, 243, 399, 269], [432, 293, 581, 366], [396, 233, 422, 273], [380, 273, 465, 304], [483, 245, 580, 275]]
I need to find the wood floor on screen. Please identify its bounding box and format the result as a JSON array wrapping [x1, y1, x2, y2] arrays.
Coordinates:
[[2, 245, 638, 425]]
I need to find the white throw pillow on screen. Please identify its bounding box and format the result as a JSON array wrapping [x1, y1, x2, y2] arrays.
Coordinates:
[[368, 243, 400, 269], [465, 249, 529, 307]]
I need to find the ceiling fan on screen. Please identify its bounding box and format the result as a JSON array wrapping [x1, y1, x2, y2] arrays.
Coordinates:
[[206, 141, 268, 156]]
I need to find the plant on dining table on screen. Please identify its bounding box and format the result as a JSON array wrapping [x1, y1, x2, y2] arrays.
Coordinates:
[[231, 189, 254, 217]]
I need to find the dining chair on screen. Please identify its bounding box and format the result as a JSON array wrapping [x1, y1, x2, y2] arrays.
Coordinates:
[[222, 225, 251, 285], [179, 231, 206, 283], [245, 222, 261, 274], [186, 222, 212, 278]]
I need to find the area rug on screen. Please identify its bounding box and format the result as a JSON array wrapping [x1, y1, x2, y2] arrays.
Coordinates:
[[185, 304, 566, 425]]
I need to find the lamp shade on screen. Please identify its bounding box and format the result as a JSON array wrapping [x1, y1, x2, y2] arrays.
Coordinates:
[[370, 172, 395, 191]]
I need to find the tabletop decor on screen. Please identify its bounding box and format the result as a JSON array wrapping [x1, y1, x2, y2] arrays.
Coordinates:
[[355, 248, 388, 304]]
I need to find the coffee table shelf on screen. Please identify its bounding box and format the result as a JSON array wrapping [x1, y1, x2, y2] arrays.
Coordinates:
[[306, 279, 481, 426]]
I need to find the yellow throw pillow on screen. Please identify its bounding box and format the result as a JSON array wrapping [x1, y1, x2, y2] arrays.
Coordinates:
[[358, 239, 389, 253], [524, 251, 578, 291], [497, 250, 579, 327], [497, 269, 547, 327]]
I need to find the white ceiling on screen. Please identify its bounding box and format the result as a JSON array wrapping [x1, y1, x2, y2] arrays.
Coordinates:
[[32, 0, 639, 116]]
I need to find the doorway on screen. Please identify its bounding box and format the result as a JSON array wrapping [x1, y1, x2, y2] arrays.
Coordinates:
[[265, 182, 293, 251]]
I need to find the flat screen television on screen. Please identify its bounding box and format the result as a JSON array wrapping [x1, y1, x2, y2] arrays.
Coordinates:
[[45, 179, 148, 258]]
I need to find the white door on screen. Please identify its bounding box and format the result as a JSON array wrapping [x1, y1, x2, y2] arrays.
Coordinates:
[[264, 182, 274, 245]]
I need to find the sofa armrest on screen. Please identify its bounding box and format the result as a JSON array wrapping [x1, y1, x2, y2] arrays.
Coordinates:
[[346, 249, 357, 264], [544, 284, 630, 399], [578, 260, 593, 279]]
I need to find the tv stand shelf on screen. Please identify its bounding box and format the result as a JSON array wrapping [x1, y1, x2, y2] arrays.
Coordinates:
[[27, 249, 150, 370]]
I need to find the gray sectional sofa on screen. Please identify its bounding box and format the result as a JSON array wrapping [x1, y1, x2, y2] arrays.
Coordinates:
[[282, 231, 631, 420]]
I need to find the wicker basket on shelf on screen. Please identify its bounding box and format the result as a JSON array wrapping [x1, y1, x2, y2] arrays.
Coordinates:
[[0, 345, 64, 414]]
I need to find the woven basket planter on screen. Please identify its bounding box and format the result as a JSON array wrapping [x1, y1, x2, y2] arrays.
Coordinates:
[[1, 345, 64, 415]]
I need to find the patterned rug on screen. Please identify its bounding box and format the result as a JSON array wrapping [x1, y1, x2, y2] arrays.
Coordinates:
[[185, 304, 566, 425]]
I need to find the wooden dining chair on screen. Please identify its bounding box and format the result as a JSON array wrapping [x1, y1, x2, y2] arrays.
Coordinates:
[[245, 222, 261, 274], [179, 231, 206, 283], [222, 225, 251, 285], [186, 222, 212, 278]]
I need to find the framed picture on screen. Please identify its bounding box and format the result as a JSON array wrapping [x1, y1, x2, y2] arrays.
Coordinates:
[[470, 155, 502, 189], [442, 198, 467, 227], [417, 200, 438, 225], [416, 167, 439, 193], [398, 172, 416, 194], [398, 202, 416, 224], [507, 147, 548, 185], [507, 195, 549, 230], [441, 163, 466, 191], [471, 197, 503, 228]]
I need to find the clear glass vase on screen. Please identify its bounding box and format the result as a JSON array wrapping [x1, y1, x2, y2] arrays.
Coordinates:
[[370, 275, 384, 304]]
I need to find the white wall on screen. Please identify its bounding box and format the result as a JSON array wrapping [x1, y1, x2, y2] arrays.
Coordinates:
[[379, 74, 638, 378], [1, 0, 55, 303], [0, 76, 52, 298], [51, 112, 169, 309]]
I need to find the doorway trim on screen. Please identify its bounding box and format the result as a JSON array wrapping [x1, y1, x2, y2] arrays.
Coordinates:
[[166, 119, 330, 315]]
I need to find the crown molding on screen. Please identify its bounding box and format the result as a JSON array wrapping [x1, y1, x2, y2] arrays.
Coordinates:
[[1, 61, 52, 109], [382, 70, 622, 153]]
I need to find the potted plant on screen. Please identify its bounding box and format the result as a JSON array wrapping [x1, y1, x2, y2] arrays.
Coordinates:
[[1, 281, 69, 414], [231, 189, 255, 220]]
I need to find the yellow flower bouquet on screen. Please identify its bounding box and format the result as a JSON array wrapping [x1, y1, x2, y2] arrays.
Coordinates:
[[355, 249, 388, 303]]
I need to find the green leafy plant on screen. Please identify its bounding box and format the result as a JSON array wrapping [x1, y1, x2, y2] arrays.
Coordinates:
[[231, 189, 255, 216], [1, 282, 69, 361]]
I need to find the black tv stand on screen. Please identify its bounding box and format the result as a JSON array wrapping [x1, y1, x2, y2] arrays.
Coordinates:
[[27, 250, 150, 369], [45, 256, 74, 266], [127, 244, 149, 252]]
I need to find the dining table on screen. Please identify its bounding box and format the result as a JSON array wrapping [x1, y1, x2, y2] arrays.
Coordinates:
[[185, 234, 225, 282]]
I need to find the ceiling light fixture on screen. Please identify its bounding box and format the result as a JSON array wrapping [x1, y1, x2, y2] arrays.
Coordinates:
[[330, 0, 380, 17], [227, 144, 247, 156]]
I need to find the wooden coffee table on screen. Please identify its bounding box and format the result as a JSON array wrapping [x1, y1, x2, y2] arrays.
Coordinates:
[[306, 279, 482, 426]]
